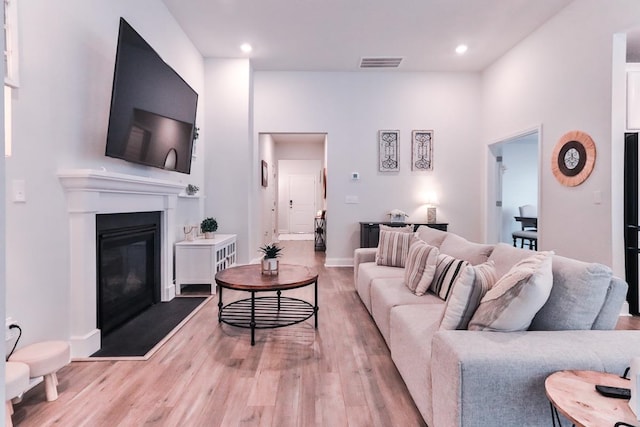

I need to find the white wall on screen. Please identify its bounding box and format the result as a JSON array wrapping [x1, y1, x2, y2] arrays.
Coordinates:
[[7, 0, 204, 346], [253, 71, 482, 265], [0, 4, 6, 416], [259, 133, 276, 245], [482, 0, 640, 269], [203, 59, 253, 262]]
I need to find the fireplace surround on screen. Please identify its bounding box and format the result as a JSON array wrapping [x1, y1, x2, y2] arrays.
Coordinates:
[[59, 169, 184, 357]]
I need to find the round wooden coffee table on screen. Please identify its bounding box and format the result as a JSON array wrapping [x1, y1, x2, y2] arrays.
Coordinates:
[[545, 370, 637, 427], [215, 263, 319, 345]]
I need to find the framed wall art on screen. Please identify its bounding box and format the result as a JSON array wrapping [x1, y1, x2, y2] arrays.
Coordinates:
[[261, 160, 268, 187], [379, 130, 400, 172], [411, 130, 433, 171]]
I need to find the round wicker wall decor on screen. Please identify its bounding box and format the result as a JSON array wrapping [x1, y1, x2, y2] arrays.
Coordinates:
[[551, 130, 596, 187]]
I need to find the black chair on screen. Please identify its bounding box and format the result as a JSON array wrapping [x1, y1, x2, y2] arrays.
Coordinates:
[[512, 205, 538, 250]]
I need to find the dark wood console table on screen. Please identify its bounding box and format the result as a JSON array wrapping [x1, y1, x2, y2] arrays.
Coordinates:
[[359, 222, 449, 248]]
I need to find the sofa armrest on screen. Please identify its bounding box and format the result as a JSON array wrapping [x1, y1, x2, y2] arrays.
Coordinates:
[[431, 330, 640, 427], [354, 248, 377, 284]]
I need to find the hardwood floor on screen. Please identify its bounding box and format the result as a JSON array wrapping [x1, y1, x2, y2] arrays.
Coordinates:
[[12, 241, 640, 427], [12, 241, 426, 427]]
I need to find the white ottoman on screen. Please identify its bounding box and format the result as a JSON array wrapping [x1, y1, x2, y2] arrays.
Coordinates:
[[9, 341, 70, 402], [5, 361, 29, 427]]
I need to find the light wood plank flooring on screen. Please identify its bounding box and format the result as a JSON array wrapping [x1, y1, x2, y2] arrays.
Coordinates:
[[12, 242, 640, 426], [12, 241, 426, 427]]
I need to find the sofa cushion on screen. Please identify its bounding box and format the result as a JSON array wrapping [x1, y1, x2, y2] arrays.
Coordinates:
[[592, 277, 628, 330], [356, 262, 404, 313], [370, 277, 443, 344], [439, 261, 497, 330], [380, 224, 413, 232], [430, 254, 470, 301], [376, 229, 413, 267], [468, 251, 553, 332], [404, 239, 439, 296], [529, 255, 613, 331], [415, 225, 448, 248], [390, 304, 446, 426], [439, 233, 494, 265], [487, 242, 535, 279]]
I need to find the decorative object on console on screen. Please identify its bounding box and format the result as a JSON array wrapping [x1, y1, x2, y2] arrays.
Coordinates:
[[379, 130, 400, 172], [259, 243, 282, 275], [261, 160, 268, 187], [200, 217, 218, 238], [424, 192, 438, 224], [388, 209, 408, 223], [412, 130, 434, 171], [183, 225, 197, 241], [185, 184, 199, 195], [551, 130, 596, 187]]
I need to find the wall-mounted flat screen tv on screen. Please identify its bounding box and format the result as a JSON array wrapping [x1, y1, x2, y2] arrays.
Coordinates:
[[105, 18, 198, 174]]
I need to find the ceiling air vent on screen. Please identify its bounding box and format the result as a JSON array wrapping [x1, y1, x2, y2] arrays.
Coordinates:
[[359, 57, 403, 69]]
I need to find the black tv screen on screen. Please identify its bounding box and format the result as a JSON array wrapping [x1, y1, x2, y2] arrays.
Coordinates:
[[105, 18, 198, 174]]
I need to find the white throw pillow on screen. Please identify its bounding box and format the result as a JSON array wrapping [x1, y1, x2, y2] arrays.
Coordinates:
[[468, 251, 554, 332], [439, 261, 497, 330], [404, 239, 439, 296]]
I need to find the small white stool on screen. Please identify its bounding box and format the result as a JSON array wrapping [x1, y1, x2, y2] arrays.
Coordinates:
[[5, 361, 29, 427], [9, 341, 70, 402]]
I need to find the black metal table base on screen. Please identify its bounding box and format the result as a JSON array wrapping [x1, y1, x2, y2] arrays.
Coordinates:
[[218, 285, 318, 345]]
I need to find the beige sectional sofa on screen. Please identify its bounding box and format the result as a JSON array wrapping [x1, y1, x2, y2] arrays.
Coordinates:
[[353, 225, 640, 427]]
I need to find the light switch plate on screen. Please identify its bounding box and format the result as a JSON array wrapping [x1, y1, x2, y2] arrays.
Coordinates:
[[12, 179, 26, 203], [345, 195, 359, 204]]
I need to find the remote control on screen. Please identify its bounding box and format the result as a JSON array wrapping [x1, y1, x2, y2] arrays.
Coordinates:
[[595, 385, 631, 399]]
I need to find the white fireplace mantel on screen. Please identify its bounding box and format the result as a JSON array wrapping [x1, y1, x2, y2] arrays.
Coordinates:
[[58, 169, 185, 357]]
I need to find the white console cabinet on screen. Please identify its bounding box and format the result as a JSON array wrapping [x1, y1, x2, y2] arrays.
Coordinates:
[[175, 234, 237, 294]]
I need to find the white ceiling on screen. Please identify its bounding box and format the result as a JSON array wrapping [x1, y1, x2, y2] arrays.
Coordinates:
[[162, 0, 574, 72]]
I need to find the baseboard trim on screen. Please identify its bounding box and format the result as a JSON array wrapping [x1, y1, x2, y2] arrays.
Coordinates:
[[70, 328, 101, 359], [324, 258, 353, 267]]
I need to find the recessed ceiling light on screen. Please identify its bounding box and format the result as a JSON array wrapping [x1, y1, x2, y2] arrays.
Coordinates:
[[240, 43, 253, 53], [455, 44, 468, 55]]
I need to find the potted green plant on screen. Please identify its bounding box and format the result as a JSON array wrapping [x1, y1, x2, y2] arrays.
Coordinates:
[[200, 217, 218, 238], [259, 243, 282, 275]]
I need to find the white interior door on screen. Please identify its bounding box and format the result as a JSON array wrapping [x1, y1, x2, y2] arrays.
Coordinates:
[[288, 174, 316, 233]]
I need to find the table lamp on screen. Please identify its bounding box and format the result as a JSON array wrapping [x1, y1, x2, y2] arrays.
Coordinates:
[[425, 192, 438, 224]]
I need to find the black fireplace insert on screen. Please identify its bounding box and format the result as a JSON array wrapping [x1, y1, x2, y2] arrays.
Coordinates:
[[96, 211, 161, 335]]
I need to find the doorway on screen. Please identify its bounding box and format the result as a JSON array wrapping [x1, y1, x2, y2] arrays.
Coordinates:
[[487, 129, 540, 245], [258, 133, 327, 244]]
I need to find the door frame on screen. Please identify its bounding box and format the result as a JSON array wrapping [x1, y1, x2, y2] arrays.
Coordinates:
[[485, 125, 542, 246]]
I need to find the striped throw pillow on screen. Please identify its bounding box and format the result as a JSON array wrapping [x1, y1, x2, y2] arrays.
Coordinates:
[[430, 254, 470, 300], [376, 229, 413, 267], [404, 239, 439, 296], [439, 261, 497, 330]]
